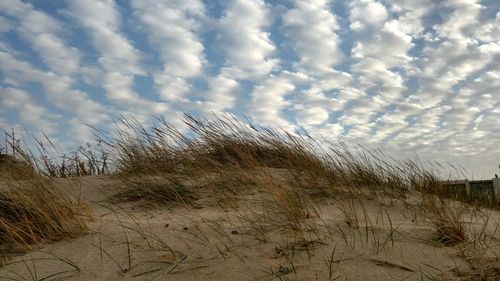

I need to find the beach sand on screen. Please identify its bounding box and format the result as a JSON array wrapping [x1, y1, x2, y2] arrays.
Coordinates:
[[0, 175, 498, 280]]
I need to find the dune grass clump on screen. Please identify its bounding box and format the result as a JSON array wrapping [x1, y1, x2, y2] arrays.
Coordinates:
[[0, 136, 90, 264], [102, 115, 336, 177], [0, 133, 39, 181], [98, 114, 496, 206], [98, 114, 338, 205], [99, 114, 421, 203], [0, 180, 89, 251], [112, 176, 194, 205], [95, 114, 441, 247], [422, 195, 468, 245], [0, 153, 38, 181], [95, 113, 498, 248]]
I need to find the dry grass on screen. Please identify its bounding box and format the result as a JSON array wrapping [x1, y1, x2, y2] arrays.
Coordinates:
[[422, 195, 469, 245], [0, 135, 90, 265], [0, 180, 89, 252], [112, 175, 194, 206], [0, 132, 38, 181], [97, 114, 420, 198], [0, 154, 38, 181], [92, 114, 497, 245]]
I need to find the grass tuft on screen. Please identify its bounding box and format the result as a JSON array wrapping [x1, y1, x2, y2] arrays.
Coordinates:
[[0, 135, 90, 263]]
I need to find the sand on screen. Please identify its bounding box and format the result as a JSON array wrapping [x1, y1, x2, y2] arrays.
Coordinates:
[[0, 175, 498, 280]]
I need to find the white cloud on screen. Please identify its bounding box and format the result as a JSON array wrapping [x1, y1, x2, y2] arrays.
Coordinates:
[[0, 87, 60, 134], [412, 0, 499, 107], [475, 11, 500, 41], [250, 71, 307, 129], [68, 0, 174, 122], [29, 33, 81, 76], [0, 50, 109, 128], [294, 106, 329, 126], [132, 0, 205, 101], [352, 20, 413, 67], [102, 72, 170, 116], [1, 0, 82, 76], [67, 0, 144, 75], [203, 75, 240, 113], [202, 0, 279, 114], [291, 85, 346, 127], [218, 0, 277, 80], [281, 1, 353, 127], [435, 0, 483, 41], [282, 0, 344, 77], [342, 0, 414, 142], [0, 50, 46, 84], [385, 0, 435, 36], [310, 123, 344, 139], [349, 0, 388, 31]]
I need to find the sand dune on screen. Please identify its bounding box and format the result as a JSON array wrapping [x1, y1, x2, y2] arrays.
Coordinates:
[[0, 174, 498, 281]]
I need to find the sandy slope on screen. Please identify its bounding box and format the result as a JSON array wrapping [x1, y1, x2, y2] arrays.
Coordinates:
[[0, 175, 498, 281]]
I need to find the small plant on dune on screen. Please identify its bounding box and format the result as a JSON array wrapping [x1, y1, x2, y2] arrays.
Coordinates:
[[224, 170, 321, 244], [1, 130, 109, 178], [324, 243, 346, 280], [0, 153, 38, 181], [112, 175, 195, 206], [422, 194, 468, 245], [37, 138, 110, 178], [337, 199, 360, 228], [263, 179, 319, 235]]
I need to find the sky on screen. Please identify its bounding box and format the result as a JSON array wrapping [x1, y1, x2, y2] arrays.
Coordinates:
[[0, 0, 499, 179]]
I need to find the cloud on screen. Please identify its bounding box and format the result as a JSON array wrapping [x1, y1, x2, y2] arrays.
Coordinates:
[[1, 0, 82, 76], [339, 0, 415, 143], [218, 0, 277, 80], [351, 20, 413, 67], [0, 50, 109, 129], [349, 0, 388, 31], [280, 0, 352, 127], [102, 72, 170, 116], [475, 11, 500, 41], [0, 50, 46, 84], [132, 0, 205, 101], [67, 0, 174, 122], [282, 0, 344, 77], [249, 71, 307, 129], [203, 0, 280, 113], [0, 16, 14, 33], [203, 75, 240, 113], [386, 0, 435, 36], [0, 87, 60, 134], [291, 85, 346, 126], [1, 0, 499, 178], [0, 0, 132, 141], [412, 0, 499, 107], [294, 107, 329, 126], [67, 0, 144, 75]]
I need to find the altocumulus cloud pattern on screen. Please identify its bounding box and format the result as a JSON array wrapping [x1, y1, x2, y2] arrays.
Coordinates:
[[0, 0, 499, 177]]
